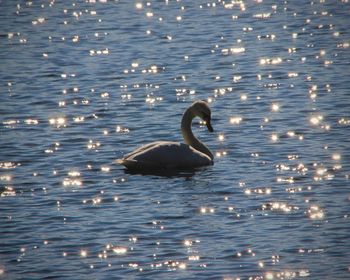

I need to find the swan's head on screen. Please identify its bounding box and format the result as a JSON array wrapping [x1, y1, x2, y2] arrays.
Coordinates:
[[191, 100, 214, 132]]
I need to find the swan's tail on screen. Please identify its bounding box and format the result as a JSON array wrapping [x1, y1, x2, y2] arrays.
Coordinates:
[[116, 158, 142, 169], [116, 158, 161, 170]]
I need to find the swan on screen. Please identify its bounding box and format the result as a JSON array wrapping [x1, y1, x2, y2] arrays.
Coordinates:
[[117, 100, 214, 170]]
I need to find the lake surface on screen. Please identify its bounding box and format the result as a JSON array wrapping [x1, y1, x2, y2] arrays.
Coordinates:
[[1, 0, 350, 279]]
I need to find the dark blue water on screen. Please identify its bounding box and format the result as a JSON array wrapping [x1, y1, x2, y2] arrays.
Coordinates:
[[1, 1, 350, 279]]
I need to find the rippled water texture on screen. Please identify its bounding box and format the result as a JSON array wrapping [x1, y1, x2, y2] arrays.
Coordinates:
[[1, 0, 350, 279]]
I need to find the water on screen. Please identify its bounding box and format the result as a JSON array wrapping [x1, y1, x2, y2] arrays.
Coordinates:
[[1, 0, 350, 279]]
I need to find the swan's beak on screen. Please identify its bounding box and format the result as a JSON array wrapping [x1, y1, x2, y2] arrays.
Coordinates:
[[205, 119, 214, 132]]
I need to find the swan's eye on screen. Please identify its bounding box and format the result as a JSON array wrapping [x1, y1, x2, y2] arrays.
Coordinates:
[[202, 113, 211, 122], [202, 113, 214, 132]]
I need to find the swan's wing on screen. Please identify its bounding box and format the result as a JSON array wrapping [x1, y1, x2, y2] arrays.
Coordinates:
[[122, 141, 169, 159], [117, 141, 177, 170], [118, 142, 212, 170]]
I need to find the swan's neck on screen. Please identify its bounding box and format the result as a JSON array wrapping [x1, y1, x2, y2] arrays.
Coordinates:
[[181, 107, 214, 160]]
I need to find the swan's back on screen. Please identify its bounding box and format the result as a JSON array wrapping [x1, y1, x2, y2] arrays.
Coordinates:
[[118, 141, 212, 170]]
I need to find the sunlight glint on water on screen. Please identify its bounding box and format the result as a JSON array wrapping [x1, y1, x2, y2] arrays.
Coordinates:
[[0, 0, 349, 279]]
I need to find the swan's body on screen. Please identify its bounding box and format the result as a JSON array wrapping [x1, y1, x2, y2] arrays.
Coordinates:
[[119, 141, 211, 170], [118, 100, 214, 170]]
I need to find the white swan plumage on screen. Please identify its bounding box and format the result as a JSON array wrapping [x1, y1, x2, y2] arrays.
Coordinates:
[[117, 100, 214, 170]]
